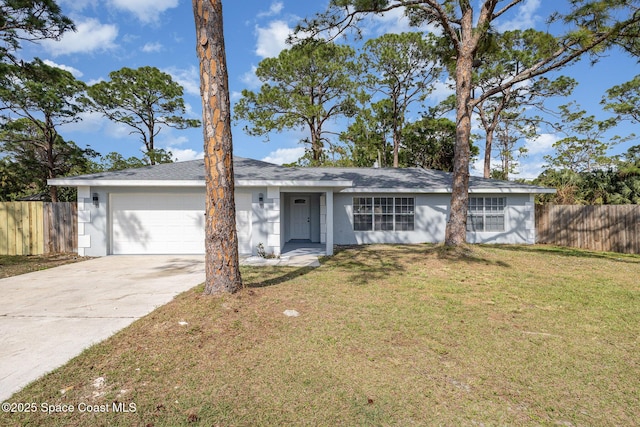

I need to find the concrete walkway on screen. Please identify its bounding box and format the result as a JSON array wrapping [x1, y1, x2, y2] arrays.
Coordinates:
[[240, 254, 321, 267], [0, 255, 205, 401], [0, 252, 322, 401]]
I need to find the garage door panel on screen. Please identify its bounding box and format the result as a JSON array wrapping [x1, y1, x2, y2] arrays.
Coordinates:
[[111, 193, 205, 255], [110, 192, 252, 255]]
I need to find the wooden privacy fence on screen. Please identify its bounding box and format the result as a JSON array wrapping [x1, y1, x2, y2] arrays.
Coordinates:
[[0, 202, 77, 255], [536, 204, 640, 254]]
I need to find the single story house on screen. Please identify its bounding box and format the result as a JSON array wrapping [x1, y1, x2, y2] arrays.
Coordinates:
[[48, 157, 555, 257]]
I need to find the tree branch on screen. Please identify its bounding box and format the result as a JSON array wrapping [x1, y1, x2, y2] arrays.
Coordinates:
[[473, 17, 640, 107], [492, 0, 523, 21]]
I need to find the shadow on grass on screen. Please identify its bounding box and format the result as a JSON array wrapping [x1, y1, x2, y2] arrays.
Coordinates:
[[241, 247, 405, 288], [330, 245, 414, 286], [424, 244, 512, 268], [331, 244, 513, 285], [492, 244, 640, 264], [242, 265, 317, 288], [240, 243, 519, 289]]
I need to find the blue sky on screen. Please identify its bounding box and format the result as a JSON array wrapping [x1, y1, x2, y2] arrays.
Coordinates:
[[16, 0, 639, 179]]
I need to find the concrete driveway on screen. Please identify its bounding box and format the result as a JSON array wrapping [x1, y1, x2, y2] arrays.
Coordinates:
[[0, 255, 205, 401]]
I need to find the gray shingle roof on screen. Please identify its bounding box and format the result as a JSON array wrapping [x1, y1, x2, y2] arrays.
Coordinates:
[[49, 157, 554, 193]]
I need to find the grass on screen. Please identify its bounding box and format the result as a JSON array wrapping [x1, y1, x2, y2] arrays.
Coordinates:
[[0, 253, 87, 278], [3, 244, 639, 426]]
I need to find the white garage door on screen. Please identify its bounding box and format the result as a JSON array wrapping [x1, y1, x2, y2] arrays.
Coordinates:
[[111, 193, 206, 255], [110, 192, 254, 255]]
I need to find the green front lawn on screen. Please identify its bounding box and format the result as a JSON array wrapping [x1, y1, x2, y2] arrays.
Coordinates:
[[3, 244, 639, 426]]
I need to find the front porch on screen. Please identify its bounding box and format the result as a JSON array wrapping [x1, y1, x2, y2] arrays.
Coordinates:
[[282, 241, 326, 256], [275, 190, 335, 256], [257, 180, 351, 258], [240, 241, 324, 267]]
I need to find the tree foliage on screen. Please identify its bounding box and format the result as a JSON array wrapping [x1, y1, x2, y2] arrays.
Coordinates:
[[234, 40, 362, 165], [0, 58, 87, 201], [341, 99, 394, 167], [544, 103, 634, 173], [95, 152, 146, 171], [0, 118, 97, 201], [342, 106, 466, 170], [602, 74, 640, 123], [359, 32, 441, 167], [469, 29, 577, 178], [490, 110, 530, 180], [85, 66, 201, 165], [0, 0, 74, 63], [535, 145, 640, 205], [401, 115, 474, 171]]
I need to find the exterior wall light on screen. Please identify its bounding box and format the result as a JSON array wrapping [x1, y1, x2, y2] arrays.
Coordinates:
[[258, 193, 264, 208], [92, 193, 99, 207]]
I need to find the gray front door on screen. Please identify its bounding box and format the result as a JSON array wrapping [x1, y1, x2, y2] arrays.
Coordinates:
[[291, 197, 310, 240]]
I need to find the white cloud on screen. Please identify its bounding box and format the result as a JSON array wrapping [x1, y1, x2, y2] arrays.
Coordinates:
[[258, 1, 284, 18], [104, 120, 132, 139], [59, 111, 106, 134], [471, 157, 501, 177], [496, 0, 541, 32], [526, 133, 558, 155], [42, 18, 118, 56], [168, 148, 205, 162], [109, 0, 179, 24], [160, 134, 189, 147], [369, 8, 413, 35], [142, 42, 163, 53], [262, 147, 305, 165], [59, 111, 132, 145], [165, 65, 201, 96], [428, 78, 455, 103], [471, 159, 482, 177], [157, 129, 204, 163], [255, 20, 291, 58], [42, 59, 83, 77], [86, 77, 105, 86], [240, 65, 261, 89], [472, 155, 545, 180], [356, 7, 439, 37], [184, 102, 201, 121], [516, 160, 547, 180]]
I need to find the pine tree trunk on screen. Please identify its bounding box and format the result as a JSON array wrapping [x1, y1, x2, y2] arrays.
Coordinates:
[[392, 102, 400, 167], [392, 127, 400, 168], [484, 129, 493, 179], [193, 0, 242, 294], [444, 17, 475, 247]]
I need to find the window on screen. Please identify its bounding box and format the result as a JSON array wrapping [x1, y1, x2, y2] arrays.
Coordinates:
[[353, 197, 414, 231], [353, 197, 373, 231], [395, 197, 415, 231], [374, 197, 394, 230], [467, 197, 506, 232]]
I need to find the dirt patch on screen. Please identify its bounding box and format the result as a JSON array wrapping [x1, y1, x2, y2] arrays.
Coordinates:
[[0, 253, 90, 279]]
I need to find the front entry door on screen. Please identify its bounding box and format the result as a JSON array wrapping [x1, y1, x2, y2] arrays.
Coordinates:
[[291, 197, 310, 240]]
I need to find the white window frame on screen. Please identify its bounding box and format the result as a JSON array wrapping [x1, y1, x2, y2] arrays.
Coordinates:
[[467, 197, 506, 232], [353, 197, 415, 231]]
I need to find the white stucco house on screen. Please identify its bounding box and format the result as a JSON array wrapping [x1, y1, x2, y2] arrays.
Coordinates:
[[48, 157, 555, 257]]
